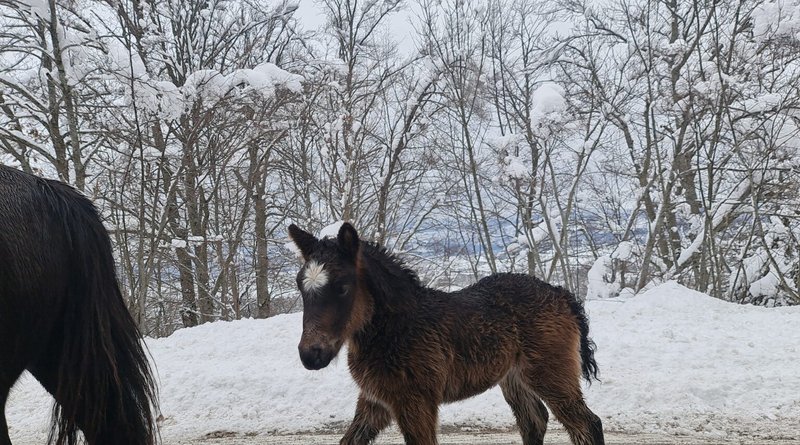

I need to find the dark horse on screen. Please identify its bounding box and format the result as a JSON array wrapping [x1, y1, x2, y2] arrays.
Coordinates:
[[289, 223, 604, 445], [0, 166, 158, 445]]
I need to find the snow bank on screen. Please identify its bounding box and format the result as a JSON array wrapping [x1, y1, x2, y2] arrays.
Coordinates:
[[586, 282, 800, 439], [8, 282, 800, 442]]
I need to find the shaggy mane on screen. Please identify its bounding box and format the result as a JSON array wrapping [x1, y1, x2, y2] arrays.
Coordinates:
[[360, 241, 422, 288]]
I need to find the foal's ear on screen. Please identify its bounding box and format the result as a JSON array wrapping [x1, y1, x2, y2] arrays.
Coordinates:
[[288, 224, 318, 261], [337, 222, 360, 260]]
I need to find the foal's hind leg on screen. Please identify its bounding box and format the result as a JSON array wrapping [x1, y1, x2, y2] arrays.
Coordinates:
[[500, 370, 549, 445], [524, 360, 603, 445], [522, 320, 604, 445], [340, 393, 392, 445], [538, 394, 603, 445]]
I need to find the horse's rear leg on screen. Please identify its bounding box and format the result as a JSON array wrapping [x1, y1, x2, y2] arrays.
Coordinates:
[[1, 391, 11, 445], [340, 393, 392, 445], [500, 370, 549, 445], [1, 389, 11, 445], [26, 360, 96, 444]]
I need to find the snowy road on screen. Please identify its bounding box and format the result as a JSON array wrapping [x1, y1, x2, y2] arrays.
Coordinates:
[[171, 429, 800, 444], [12, 429, 799, 445]]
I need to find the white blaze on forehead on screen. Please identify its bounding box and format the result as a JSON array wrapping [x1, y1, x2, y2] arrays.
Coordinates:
[[303, 260, 329, 292]]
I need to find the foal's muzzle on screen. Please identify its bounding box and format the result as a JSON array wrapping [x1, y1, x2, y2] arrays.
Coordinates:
[[299, 344, 335, 370]]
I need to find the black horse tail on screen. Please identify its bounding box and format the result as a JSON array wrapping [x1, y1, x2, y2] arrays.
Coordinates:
[[43, 181, 158, 445], [567, 295, 600, 383]]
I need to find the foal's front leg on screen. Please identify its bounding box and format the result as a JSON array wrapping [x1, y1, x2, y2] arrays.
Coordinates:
[[394, 398, 439, 445], [340, 393, 392, 445]]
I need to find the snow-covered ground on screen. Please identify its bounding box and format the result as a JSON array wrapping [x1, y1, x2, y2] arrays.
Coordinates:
[[7, 282, 800, 442]]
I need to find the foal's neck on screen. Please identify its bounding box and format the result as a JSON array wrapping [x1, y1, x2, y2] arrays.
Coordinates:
[[358, 244, 421, 316], [348, 247, 423, 355]]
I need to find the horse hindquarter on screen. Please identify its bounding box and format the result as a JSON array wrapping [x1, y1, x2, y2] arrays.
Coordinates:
[[0, 171, 73, 444], [0, 167, 158, 445]]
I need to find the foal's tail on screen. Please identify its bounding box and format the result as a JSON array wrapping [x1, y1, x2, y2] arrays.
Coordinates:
[[45, 181, 158, 445], [567, 296, 600, 383]]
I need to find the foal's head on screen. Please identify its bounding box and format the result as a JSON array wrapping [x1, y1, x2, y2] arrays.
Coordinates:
[[288, 223, 371, 370]]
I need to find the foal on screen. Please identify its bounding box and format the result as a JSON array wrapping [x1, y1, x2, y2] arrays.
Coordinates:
[[289, 223, 604, 445]]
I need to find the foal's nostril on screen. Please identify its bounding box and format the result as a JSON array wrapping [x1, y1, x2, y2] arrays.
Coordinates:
[[299, 344, 330, 370], [301, 344, 336, 370]]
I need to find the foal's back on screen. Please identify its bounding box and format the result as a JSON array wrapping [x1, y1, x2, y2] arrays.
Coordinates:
[[433, 272, 585, 346], [436, 273, 604, 445], [450, 272, 577, 315], [424, 273, 585, 402]]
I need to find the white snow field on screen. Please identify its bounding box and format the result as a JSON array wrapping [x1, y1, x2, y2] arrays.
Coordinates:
[[7, 281, 800, 443]]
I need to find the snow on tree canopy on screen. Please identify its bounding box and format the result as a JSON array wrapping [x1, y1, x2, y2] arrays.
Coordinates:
[[611, 241, 635, 262], [503, 155, 528, 180], [490, 134, 530, 181], [531, 82, 567, 127], [750, 272, 781, 301], [17, 0, 48, 18], [281, 221, 345, 259], [516, 222, 549, 252], [319, 221, 345, 238], [106, 39, 148, 79], [228, 63, 304, 95], [182, 63, 303, 106], [170, 239, 188, 249], [586, 255, 620, 300], [284, 241, 303, 260], [753, 0, 800, 40]]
